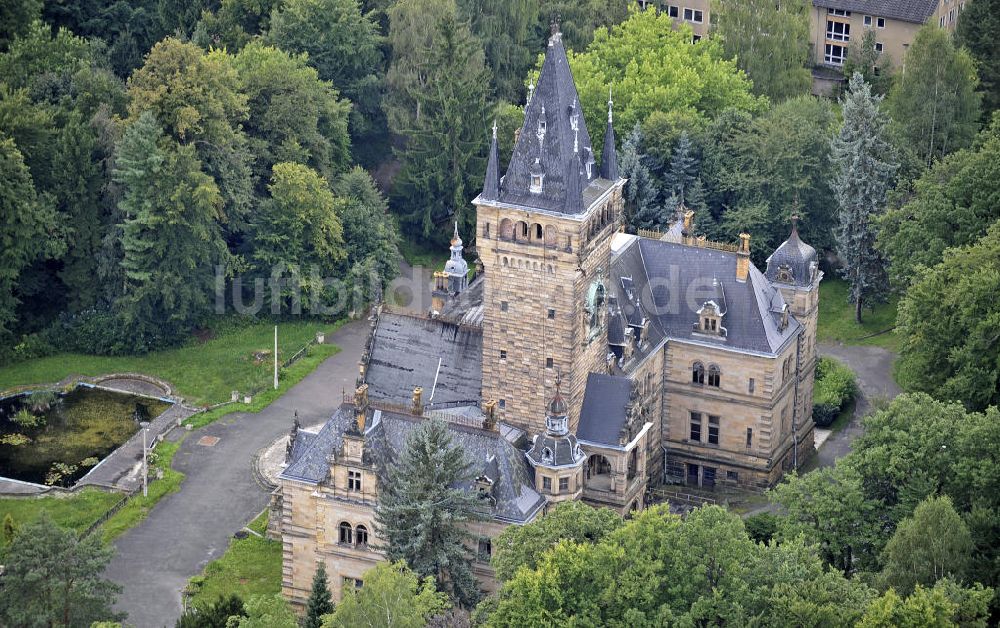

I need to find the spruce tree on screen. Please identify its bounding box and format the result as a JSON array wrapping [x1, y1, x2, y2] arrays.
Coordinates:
[[374, 418, 484, 607], [956, 0, 1000, 118], [665, 131, 698, 207], [304, 563, 333, 628], [619, 124, 661, 231], [830, 73, 898, 323]]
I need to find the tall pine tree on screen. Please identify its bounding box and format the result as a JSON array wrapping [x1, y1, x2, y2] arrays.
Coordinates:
[[374, 418, 484, 607], [830, 73, 898, 323], [304, 562, 333, 628], [619, 124, 661, 231], [665, 131, 698, 207]]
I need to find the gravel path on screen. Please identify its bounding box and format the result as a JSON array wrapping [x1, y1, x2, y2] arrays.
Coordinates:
[[103, 320, 370, 628]]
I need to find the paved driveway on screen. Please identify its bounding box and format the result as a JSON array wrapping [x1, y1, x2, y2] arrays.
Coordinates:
[[814, 342, 902, 468], [104, 319, 370, 628]]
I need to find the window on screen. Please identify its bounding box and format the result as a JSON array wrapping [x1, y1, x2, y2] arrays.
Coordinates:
[[545, 357, 554, 369], [500, 301, 508, 312], [542, 476, 552, 490], [875, 42, 884, 52], [534, 224, 543, 240], [876, 17, 885, 28], [355, 525, 368, 547], [559, 477, 569, 491], [499, 399, 506, 409], [339, 522, 353, 545], [547, 308, 556, 319], [499, 350, 507, 360], [708, 415, 719, 445], [827, 8, 850, 16], [478, 538, 492, 562], [541, 447, 553, 464], [689, 412, 702, 442], [707, 365, 721, 388], [343, 576, 363, 590], [683, 8, 703, 23], [530, 174, 543, 194], [746, 427, 753, 449], [863, 15, 872, 26], [348, 469, 362, 492], [826, 20, 850, 42], [703, 466, 716, 488], [748, 378, 755, 394], [483, 222, 490, 239], [692, 362, 705, 385], [668, 5, 679, 17], [727, 470, 739, 482]]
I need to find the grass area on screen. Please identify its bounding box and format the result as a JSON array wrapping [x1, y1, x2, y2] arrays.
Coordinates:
[[100, 438, 185, 543], [0, 488, 121, 545], [817, 277, 901, 351], [0, 438, 185, 546], [0, 319, 339, 405], [826, 396, 857, 433], [187, 511, 282, 608], [184, 342, 340, 429], [398, 237, 448, 271]]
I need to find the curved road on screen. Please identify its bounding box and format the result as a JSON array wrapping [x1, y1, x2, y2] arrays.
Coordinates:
[[104, 320, 370, 627]]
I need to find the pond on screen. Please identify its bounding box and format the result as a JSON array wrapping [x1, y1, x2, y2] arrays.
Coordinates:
[[0, 387, 170, 486]]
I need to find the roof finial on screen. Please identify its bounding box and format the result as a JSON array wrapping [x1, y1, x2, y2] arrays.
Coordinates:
[[527, 79, 534, 105], [608, 86, 614, 124], [491, 119, 497, 140]]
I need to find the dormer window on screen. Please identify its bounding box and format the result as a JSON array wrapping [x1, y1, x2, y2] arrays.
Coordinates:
[[776, 266, 794, 283], [530, 174, 543, 193], [541, 447, 553, 464], [696, 301, 725, 336]]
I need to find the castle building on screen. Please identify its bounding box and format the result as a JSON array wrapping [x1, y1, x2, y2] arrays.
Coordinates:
[[277, 26, 820, 607]]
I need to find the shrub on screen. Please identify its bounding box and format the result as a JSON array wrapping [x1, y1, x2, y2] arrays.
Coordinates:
[[11, 408, 41, 428], [813, 356, 858, 427]]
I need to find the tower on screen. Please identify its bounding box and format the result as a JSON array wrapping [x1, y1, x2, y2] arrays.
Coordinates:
[[473, 27, 625, 434], [431, 223, 469, 313]]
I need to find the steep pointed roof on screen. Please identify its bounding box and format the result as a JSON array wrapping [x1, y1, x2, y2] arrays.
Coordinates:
[[481, 120, 500, 201], [600, 89, 618, 180], [498, 29, 596, 214]]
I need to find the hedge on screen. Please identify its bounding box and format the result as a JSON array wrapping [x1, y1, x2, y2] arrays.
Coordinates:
[[813, 356, 857, 427]]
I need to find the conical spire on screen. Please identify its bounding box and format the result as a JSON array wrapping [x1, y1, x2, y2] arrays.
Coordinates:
[[481, 120, 500, 201], [495, 24, 595, 214], [600, 87, 619, 180]]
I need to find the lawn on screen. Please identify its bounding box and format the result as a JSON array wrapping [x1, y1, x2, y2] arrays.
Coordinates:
[[0, 319, 339, 405], [817, 277, 901, 351], [187, 511, 283, 608], [100, 438, 186, 543], [0, 488, 121, 546]]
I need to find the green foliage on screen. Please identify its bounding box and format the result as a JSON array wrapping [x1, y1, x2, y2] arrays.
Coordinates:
[[845, 29, 894, 97], [267, 0, 387, 164], [1, 513, 16, 545], [568, 6, 766, 162], [812, 356, 858, 427], [882, 496, 973, 595], [0, 0, 41, 51], [0, 489, 121, 543], [956, 0, 1000, 118], [187, 512, 282, 609], [386, 0, 491, 244], [458, 0, 538, 102], [743, 512, 779, 544], [0, 20, 94, 90], [11, 407, 41, 428], [620, 123, 662, 231], [816, 277, 900, 350], [491, 501, 622, 583], [194, 0, 281, 51], [375, 418, 485, 606], [322, 561, 450, 628], [0, 513, 124, 627], [713, 0, 811, 103], [858, 579, 994, 628], [894, 222, 1000, 411], [231, 42, 352, 190], [888, 25, 982, 167], [305, 563, 333, 628], [831, 73, 898, 323], [100, 439, 186, 542], [227, 594, 297, 628], [533, 0, 626, 54], [176, 593, 246, 628], [879, 117, 1000, 288], [335, 167, 401, 290]]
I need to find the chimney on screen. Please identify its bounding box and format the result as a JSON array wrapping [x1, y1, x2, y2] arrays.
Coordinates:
[[483, 399, 498, 431], [354, 384, 369, 431], [736, 233, 751, 282], [412, 387, 423, 416], [682, 210, 695, 245]]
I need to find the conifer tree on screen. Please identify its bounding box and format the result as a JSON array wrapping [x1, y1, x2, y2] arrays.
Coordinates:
[[665, 131, 698, 207], [956, 0, 1000, 118], [374, 418, 484, 607], [830, 73, 898, 323], [619, 124, 661, 231], [304, 563, 333, 628]]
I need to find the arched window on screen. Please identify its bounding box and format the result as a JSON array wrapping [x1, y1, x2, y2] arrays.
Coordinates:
[[533, 223, 543, 241], [338, 521, 353, 545], [544, 224, 558, 246], [355, 525, 369, 548], [516, 221, 529, 241], [708, 365, 721, 387], [692, 362, 705, 385], [541, 447, 553, 464], [499, 218, 514, 240]]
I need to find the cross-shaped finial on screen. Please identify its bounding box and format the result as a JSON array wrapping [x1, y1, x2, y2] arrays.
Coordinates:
[[491, 119, 497, 140], [608, 86, 614, 124]]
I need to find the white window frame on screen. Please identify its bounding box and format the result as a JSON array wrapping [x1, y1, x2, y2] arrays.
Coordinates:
[[863, 15, 872, 26], [828, 8, 851, 17], [877, 17, 886, 28], [826, 20, 850, 42], [875, 42, 884, 53], [824, 43, 847, 66]]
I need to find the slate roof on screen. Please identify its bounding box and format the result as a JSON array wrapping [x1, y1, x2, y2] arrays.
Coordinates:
[[496, 31, 603, 214], [813, 0, 938, 23], [578, 373, 633, 447], [610, 237, 799, 355], [438, 275, 485, 327], [365, 313, 482, 407], [281, 406, 546, 524], [526, 432, 585, 467], [765, 224, 818, 288]]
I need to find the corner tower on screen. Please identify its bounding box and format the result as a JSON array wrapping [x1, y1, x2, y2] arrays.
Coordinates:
[[473, 26, 626, 435]]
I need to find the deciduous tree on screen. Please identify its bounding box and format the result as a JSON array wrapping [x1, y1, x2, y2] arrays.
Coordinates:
[[882, 495, 973, 595], [322, 561, 450, 628], [956, 0, 1000, 118]]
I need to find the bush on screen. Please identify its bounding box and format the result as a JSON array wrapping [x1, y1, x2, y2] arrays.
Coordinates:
[[813, 356, 857, 427]]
